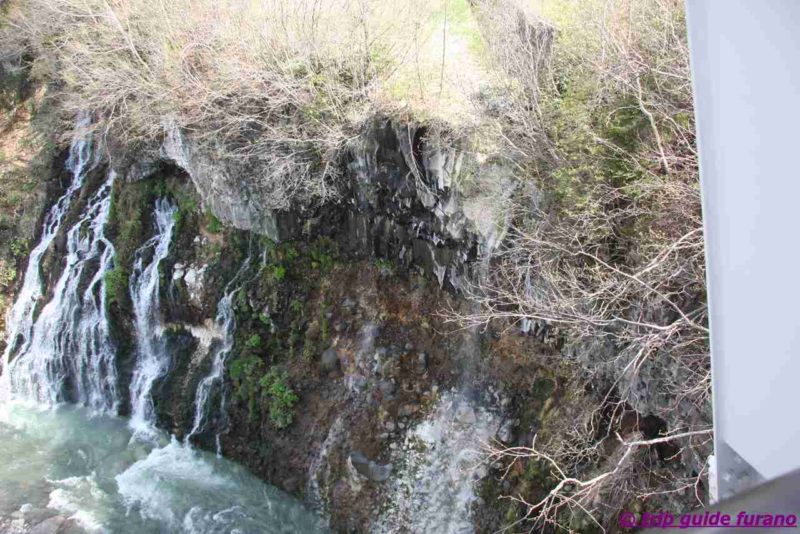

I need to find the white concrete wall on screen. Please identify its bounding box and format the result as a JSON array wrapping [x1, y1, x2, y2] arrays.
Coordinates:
[[686, 0, 800, 498]]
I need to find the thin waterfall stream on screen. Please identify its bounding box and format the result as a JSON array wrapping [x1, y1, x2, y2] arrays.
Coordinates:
[[127, 198, 177, 437], [186, 253, 252, 453]]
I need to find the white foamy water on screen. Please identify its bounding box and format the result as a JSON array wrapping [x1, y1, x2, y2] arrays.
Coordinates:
[[7, 172, 118, 411], [0, 116, 94, 402], [186, 254, 252, 452], [128, 198, 177, 437], [0, 402, 327, 533], [376, 391, 500, 533]]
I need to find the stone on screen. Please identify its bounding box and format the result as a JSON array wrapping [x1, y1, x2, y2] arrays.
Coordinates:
[[373, 346, 399, 378], [18, 506, 57, 527], [348, 451, 392, 482], [28, 516, 65, 534], [454, 404, 476, 425], [399, 404, 419, 417], [321, 348, 340, 373], [172, 263, 185, 281], [378, 380, 396, 398], [497, 419, 518, 444], [384, 421, 396, 432], [415, 352, 428, 374]]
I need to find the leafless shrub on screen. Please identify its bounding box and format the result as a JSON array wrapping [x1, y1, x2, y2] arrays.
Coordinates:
[[0, 0, 442, 207], [454, 0, 710, 529]]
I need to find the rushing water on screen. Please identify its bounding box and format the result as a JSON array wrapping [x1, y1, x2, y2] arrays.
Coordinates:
[[0, 402, 327, 534], [0, 120, 327, 533], [376, 391, 501, 533], [0, 118, 94, 403], [7, 171, 117, 411], [128, 198, 177, 436], [186, 255, 252, 453]]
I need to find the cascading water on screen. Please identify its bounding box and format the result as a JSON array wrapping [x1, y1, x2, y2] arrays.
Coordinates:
[[6, 172, 118, 411], [0, 117, 94, 401], [186, 255, 252, 453], [128, 198, 177, 436], [0, 402, 328, 533], [376, 391, 501, 533], [0, 117, 329, 532]]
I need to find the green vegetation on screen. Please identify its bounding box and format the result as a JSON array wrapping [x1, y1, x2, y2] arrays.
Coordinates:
[[229, 353, 265, 419], [103, 180, 150, 310], [0, 260, 16, 289], [205, 212, 222, 233], [0, 0, 707, 529], [259, 369, 298, 429], [244, 334, 262, 350], [9, 237, 28, 258], [103, 265, 128, 308], [224, 236, 345, 423]]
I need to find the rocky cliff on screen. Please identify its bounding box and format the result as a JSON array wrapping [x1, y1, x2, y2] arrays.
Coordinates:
[[2, 106, 708, 532]]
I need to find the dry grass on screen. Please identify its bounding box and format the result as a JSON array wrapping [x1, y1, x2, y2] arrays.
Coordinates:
[[1, 0, 495, 207], [3, 0, 494, 207], [0, 0, 708, 529]]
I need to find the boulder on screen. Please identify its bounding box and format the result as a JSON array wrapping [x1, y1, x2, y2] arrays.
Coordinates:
[[348, 451, 392, 482], [415, 352, 428, 374], [28, 516, 65, 534], [321, 348, 340, 373], [455, 404, 477, 425]]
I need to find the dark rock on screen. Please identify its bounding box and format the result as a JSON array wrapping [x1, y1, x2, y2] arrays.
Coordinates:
[[349, 450, 392, 482], [399, 403, 420, 417], [415, 352, 428, 374], [378, 380, 396, 399], [455, 404, 476, 425], [496, 418, 518, 444], [28, 516, 65, 534], [283, 477, 299, 493], [321, 347, 340, 373]]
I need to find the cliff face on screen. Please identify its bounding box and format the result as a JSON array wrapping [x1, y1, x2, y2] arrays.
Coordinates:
[[95, 118, 526, 531], [5, 109, 706, 532], [153, 118, 512, 290]]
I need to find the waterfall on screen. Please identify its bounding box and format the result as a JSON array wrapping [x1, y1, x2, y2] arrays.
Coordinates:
[[0, 118, 94, 401], [128, 198, 177, 436], [376, 391, 501, 533], [185, 291, 236, 450], [5, 171, 118, 411], [187, 253, 253, 454]]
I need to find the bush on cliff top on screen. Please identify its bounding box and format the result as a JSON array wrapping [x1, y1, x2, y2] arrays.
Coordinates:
[[0, 0, 491, 208]]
